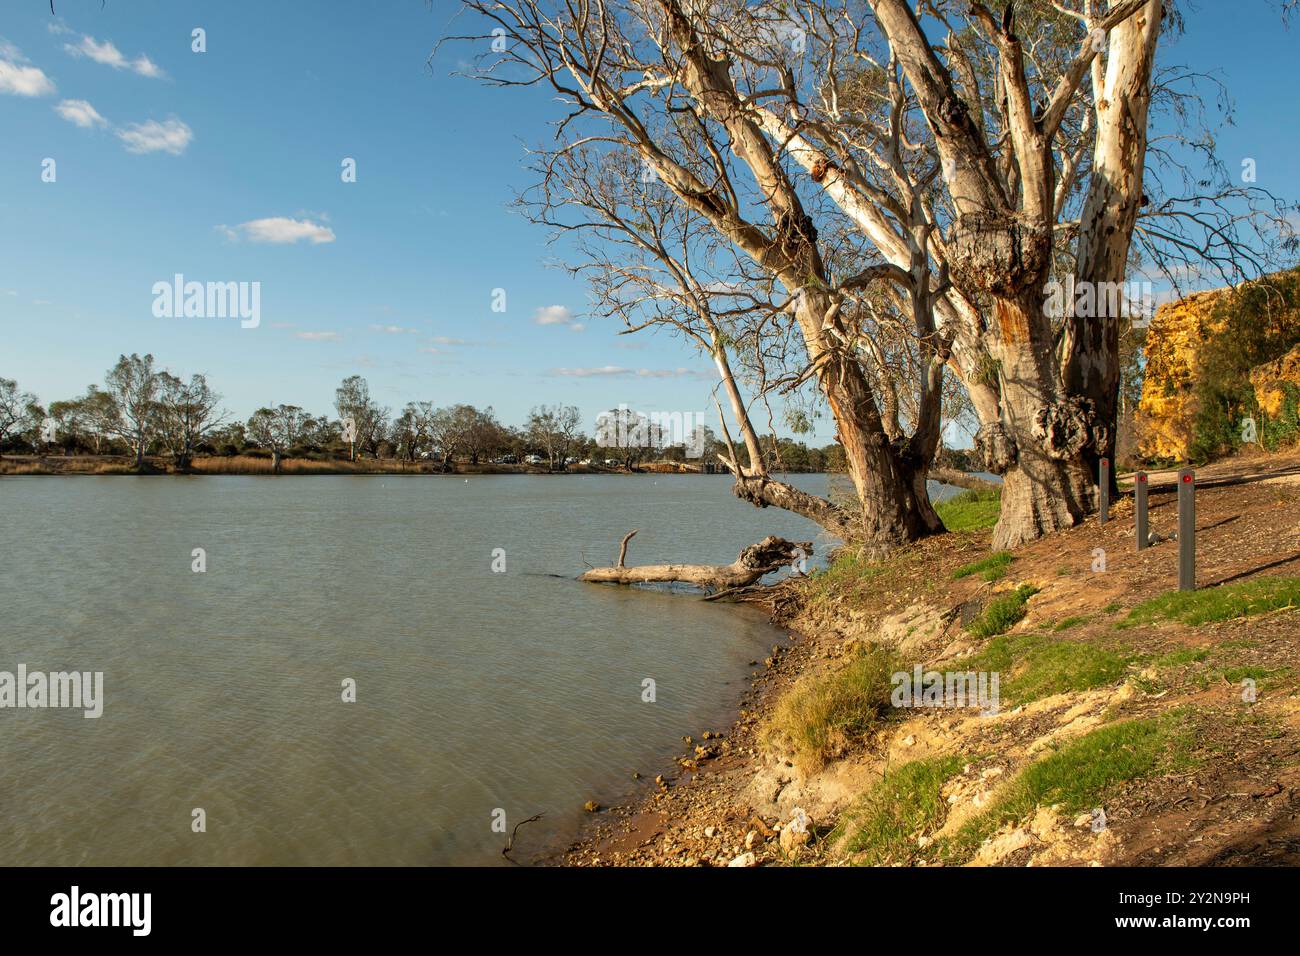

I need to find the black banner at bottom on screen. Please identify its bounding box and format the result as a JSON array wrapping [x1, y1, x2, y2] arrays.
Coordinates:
[[0, 866, 1284, 941]]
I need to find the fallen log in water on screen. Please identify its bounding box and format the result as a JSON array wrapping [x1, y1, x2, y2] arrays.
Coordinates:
[[578, 530, 812, 591]]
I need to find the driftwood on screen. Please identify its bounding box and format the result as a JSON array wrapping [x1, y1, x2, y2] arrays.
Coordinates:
[[579, 530, 812, 591]]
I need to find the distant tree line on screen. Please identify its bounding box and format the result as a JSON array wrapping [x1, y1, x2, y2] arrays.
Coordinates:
[[0, 355, 851, 473]]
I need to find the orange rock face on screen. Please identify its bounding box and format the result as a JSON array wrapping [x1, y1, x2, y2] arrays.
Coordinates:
[[1136, 288, 1228, 461], [1250, 343, 1300, 418]]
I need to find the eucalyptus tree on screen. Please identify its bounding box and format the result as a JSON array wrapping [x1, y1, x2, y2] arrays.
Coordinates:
[[246, 405, 313, 473], [451, 0, 1293, 548], [527, 404, 583, 470], [451, 0, 953, 550], [0, 377, 41, 459], [156, 372, 226, 470], [103, 353, 162, 470]]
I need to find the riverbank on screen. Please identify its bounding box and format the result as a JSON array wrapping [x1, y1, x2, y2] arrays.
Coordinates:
[[0, 454, 743, 476], [557, 449, 1300, 866]]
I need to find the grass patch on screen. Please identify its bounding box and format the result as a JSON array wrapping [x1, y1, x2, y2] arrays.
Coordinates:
[[835, 756, 964, 863], [1151, 647, 1210, 667], [1052, 615, 1089, 632], [935, 488, 1001, 532], [1121, 577, 1300, 628], [968, 584, 1039, 638], [760, 643, 901, 772], [953, 551, 1014, 582], [963, 632, 1131, 705], [938, 712, 1196, 863]]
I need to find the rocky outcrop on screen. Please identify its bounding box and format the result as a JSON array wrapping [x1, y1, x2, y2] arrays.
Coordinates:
[[1136, 287, 1228, 461], [1250, 342, 1300, 418]]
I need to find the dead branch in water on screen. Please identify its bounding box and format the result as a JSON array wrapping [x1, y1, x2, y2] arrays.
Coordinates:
[[579, 533, 811, 591], [502, 813, 544, 860]]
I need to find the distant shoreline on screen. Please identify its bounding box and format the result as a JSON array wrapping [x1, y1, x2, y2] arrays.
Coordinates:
[[1, 454, 1000, 490], [0, 454, 770, 478]]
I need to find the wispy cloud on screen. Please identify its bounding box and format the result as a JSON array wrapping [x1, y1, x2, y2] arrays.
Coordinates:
[[0, 40, 56, 96], [370, 324, 418, 334], [550, 366, 712, 379], [217, 217, 335, 244], [295, 331, 341, 342], [551, 366, 630, 377], [116, 117, 192, 155], [64, 34, 165, 79], [534, 304, 583, 330], [54, 98, 107, 128], [218, 217, 336, 245]]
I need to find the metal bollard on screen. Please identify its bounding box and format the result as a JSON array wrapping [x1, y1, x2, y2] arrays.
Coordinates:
[[1135, 471, 1148, 551], [1099, 457, 1110, 525], [1178, 468, 1195, 591]]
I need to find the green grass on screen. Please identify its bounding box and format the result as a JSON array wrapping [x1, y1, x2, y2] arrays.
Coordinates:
[[1150, 647, 1210, 667], [935, 488, 1002, 532], [963, 632, 1131, 705], [1052, 615, 1089, 632], [968, 585, 1039, 638], [937, 712, 1196, 863], [835, 756, 964, 863], [760, 643, 902, 771], [1121, 577, 1300, 628], [953, 551, 1014, 582]]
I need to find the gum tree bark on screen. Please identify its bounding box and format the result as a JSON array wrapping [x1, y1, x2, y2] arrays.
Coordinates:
[[1063, 0, 1163, 492], [867, 0, 1152, 547]]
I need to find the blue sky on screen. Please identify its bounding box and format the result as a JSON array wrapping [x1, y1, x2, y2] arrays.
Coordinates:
[[1, 1, 1296, 446]]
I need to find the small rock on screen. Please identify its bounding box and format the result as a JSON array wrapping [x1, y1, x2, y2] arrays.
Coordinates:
[[583, 800, 601, 813], [728, 852, 757, 868], [705, 826, 717, 838], [745, 830, 758, 849], [779, 826, 810, 852]]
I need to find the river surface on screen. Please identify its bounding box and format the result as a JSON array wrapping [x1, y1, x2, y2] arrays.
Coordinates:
[[0, 473, 964, 865]]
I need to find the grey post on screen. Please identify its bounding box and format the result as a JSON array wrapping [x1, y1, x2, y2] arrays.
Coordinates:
[[1099, 457, 1110, 525], [1178, 468, 1195, 591], [1135, 471, 1148, 551]]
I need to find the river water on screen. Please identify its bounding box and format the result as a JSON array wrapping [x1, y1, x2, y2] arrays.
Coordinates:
[[0, 472, 963, 865]]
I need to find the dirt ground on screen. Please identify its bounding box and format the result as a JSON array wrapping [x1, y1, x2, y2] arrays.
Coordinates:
[[555, 449, 1300, 867]]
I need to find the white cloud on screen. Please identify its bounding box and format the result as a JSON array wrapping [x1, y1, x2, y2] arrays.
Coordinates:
[[0, 50, 56, 96], [295, 331, 341, 342], [220, 217, 336, 245], [534, 304, 577, 326], [64, 35, 165, 79], [551, 365, 712, 379], [116, 118, 192, 155], [430, 336, 467, 345], [55, 98, 107, 128], [552, 366, 632, 377], [370, 324, 418, 334]]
